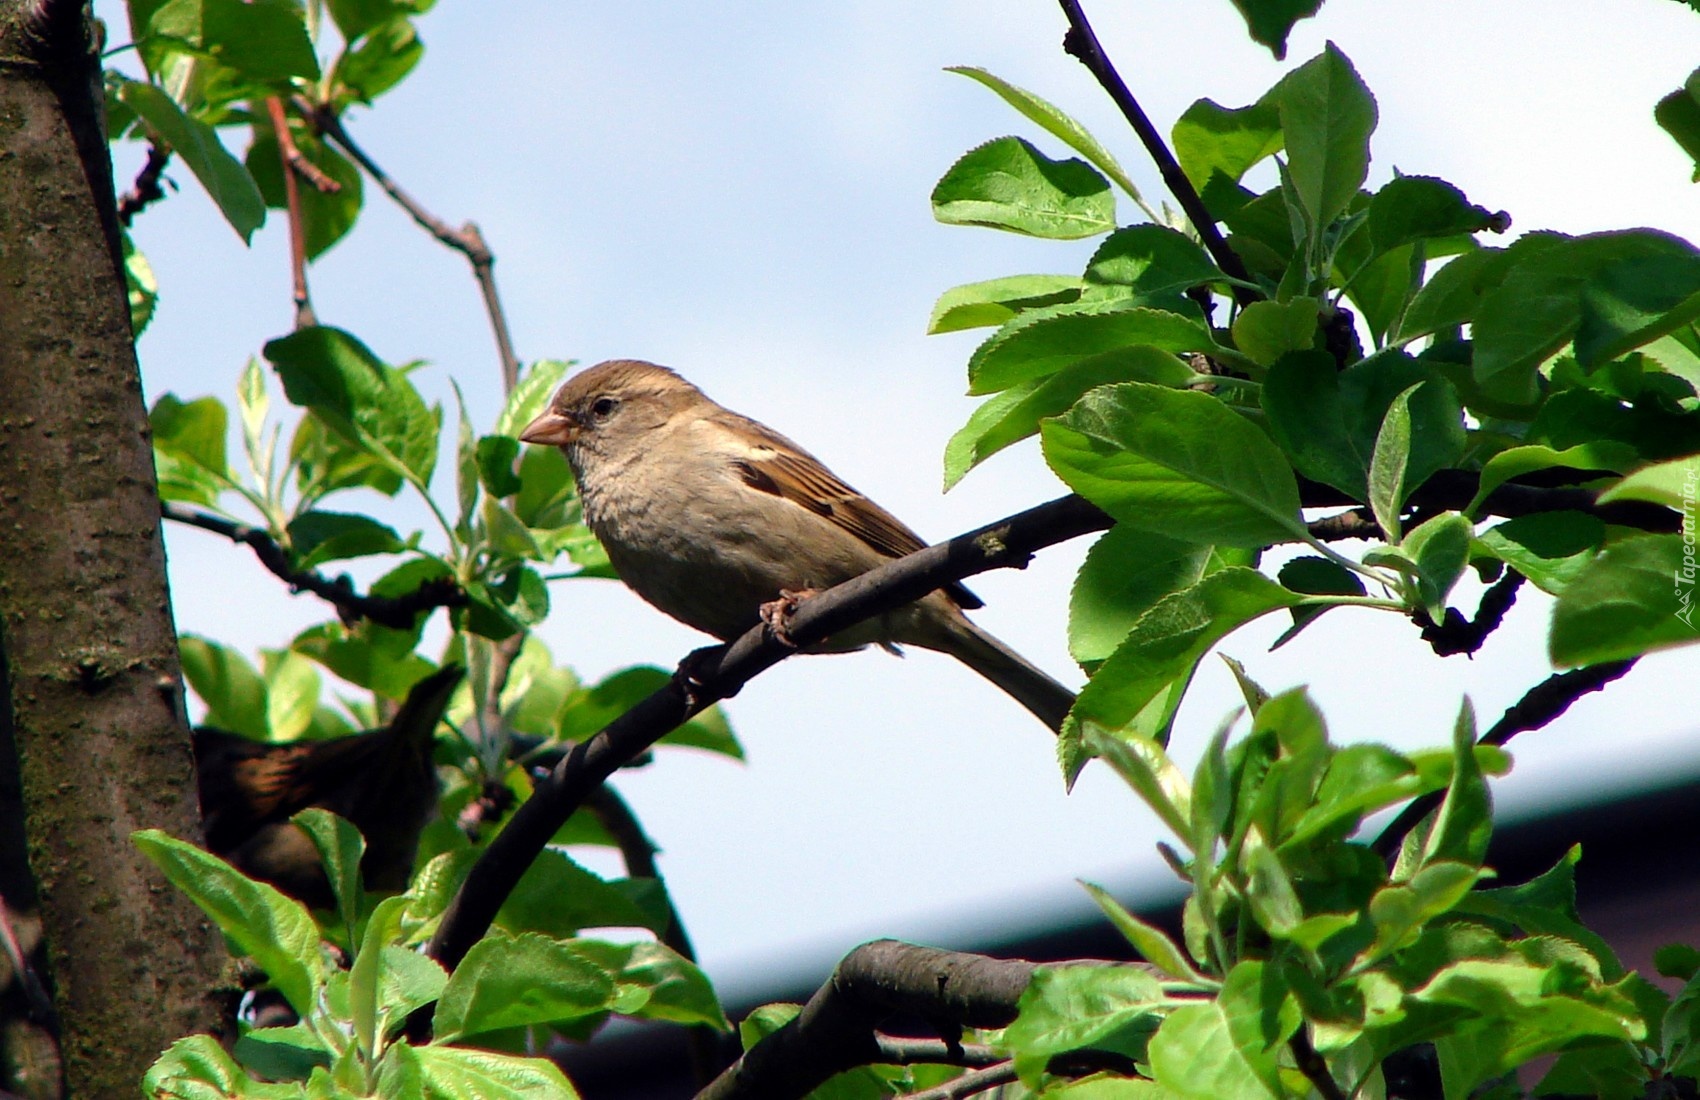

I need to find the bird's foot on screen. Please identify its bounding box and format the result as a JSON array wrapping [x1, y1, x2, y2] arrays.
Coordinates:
[[759, 588, 822, 648]]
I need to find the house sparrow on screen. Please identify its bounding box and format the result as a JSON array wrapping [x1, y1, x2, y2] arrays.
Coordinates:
[[193, 664, 464, 908], [518, 360, 1075, 730]]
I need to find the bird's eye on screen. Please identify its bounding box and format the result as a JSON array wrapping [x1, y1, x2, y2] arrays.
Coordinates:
[[589, 396, 618, 420]]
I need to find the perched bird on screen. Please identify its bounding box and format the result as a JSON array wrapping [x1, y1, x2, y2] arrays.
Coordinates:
[[193, 664, 464, 908], [518, 360, 1075, 730]]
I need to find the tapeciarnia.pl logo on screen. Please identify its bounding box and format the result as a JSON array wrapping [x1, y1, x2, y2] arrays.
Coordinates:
[[1678, 463, 1698, 629]]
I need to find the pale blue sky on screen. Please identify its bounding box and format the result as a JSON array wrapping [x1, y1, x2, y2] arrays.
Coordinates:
[[107, 1, 1700, 998]]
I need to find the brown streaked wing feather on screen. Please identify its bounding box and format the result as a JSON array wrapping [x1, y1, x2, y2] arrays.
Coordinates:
[[726, 414, 983, 609]]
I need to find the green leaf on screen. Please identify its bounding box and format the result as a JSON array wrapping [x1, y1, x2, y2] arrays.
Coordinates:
[[1357, 862, 1482, 968], [1550, 533, 1700, 665], [1420, 960, 1644, 1100], [1082, 882, 1208, 984], [1367, 176, 1504, 255], [324, 0, 404, 40], [202, 0, 319, 83], [145, 1034, 305, 1099], [1367, 383, 1421, 541], [933, 136, 1115, 240], [569, 940, 729, 1029], [1085, 226, 1223, 296], [1171, 95, 1283, 196], [927, 274, 1085, 334], [1473, 231, 1700, 403], [292, 618, 438, 701], [476, 435, 524, 499], [1004, 965, 1165, 1085], [399, 1042, 581, 1099], [248, 129, 363, 260], [1657, 71, 1700, 182], [291, 809, 365, 942], [1064, 569, 1301, 777], [1085, 728, 1193, 841], [969, 306, 1222, 395], [1598, 454, 1700, 509], [124, 232, 160, 336], [1272, 556, 1366, 648], [134, 829, 327, 1014], [1068, 526, 1214, 670], [1147, 965, 1290, 1100], [266, 326, 440, 487], [434, 932, 616, 1041], [1228, 0, 1325, 60], [286, 510, 406, 569], [1477, 513, 1604, 597], [1403, 511, 1473, 620], [1419, 700, 1492, 870], [946, 346, 1195, 490], [557, 666, 742, 759], [333, 17, 424, 106], [1231, 297, 1318, 367], [1278, 44, 1377, 232], [180, 635, 269, 738], [496, 848, 672, 938], [1260, 349, 1465, 502], [233, 1023, 332, 1083], [1464, 442, 1638, 517], [1043, 383, 1306, 547], [117, 80, 266, 242], [948, 66, 1145, 204], [263, 648, 321, 742]]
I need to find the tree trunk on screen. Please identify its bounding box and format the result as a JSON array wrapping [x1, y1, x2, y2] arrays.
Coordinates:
[[0, 2, 229, 1094]]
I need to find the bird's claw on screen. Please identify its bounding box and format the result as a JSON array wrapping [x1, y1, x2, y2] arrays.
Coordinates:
[[759, 588, 821, 648]]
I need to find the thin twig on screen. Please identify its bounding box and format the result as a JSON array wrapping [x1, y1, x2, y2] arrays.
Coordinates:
[[1416, 569, 1524, 658], [117, 141, 171, 227], [1307, 508, 1379, 542], [872, 1038, 1005, 1068], [161, 501, 466, 629], [425, 495, 1112, 971], [698, 941, 1040, 1100], [1370, 659, 1638, 860], [902, 1062, 1020, 1100], [267, 97, 316, 328], [1056, 0, 1257, 305], [308, 101, 521, 389], [1290, 1028, 1347, 1100]]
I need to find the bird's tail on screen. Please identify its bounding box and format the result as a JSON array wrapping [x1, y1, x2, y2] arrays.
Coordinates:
[[932, 617, 1077, 733]]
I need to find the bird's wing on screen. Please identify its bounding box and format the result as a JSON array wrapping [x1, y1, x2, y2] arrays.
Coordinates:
[[726, 414, 984, 609]]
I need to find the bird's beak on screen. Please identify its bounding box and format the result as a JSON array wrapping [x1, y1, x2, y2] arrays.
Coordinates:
[[519, 409, 578, 446]]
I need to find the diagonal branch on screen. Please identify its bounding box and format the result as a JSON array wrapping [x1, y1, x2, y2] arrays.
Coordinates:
[[306, 101, 521, 390], [1370, 658, 1638, 860], [117, 141, 171, 228], [1056, 0, 1256, 304], [267, 97, 317, 329], [161, 501, 465, 629], [698, 941, 1039, 1100], [424, 494, 1112, 971]]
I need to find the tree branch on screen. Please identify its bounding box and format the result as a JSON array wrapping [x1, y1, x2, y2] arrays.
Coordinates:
[[266, 97, 316, 329], [1055, 0, 1256, 304], [161, 501, 465, 629], [1289, 1028, 1347, 1100], [307, 102, 521, 390], [696, 941, 1039, 1100], [1371, 658, 1638, 859], [424, 494, 1112, 971], [871, 1038, 1005, 1068], [902, 1062, 1020, 1100], [116, 141, 170, 228], [1415, 569, 1524, 658]]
